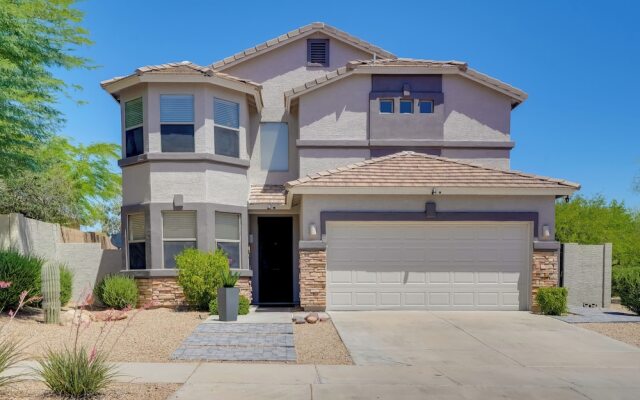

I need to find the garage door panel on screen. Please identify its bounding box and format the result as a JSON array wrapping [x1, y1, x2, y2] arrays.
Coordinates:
[[326, 222, 530, 311]]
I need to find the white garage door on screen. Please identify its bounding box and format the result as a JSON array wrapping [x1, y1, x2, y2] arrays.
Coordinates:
[[326, 221, 531, 311]]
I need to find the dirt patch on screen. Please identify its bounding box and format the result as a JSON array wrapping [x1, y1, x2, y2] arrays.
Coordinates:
[[578, 322, 640, 348], [1, 308, 207, 362], [294, 319, 352, 365], [1, 381, 180, 400]]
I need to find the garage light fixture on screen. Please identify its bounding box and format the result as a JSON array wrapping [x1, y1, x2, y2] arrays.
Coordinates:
[[542, 225, 550, 239], [309, 223, 317, 238]]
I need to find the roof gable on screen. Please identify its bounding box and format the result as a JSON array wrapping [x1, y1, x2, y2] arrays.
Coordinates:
[[211, 22, 396, 71]]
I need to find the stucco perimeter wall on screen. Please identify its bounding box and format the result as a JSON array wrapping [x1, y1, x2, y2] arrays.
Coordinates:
[[300, 194, 556, 241], [443, 75, 512, 141], [562, 243, 612, 308]]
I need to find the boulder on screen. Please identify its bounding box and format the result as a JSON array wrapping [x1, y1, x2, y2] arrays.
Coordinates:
[[58, 309, 95, 326], [93, 309, 128, 322], [305, 312, 319, 324], [292, 316, 306, 324]]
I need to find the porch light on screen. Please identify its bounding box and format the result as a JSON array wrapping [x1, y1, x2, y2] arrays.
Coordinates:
[[309, 223, 317, 238], [542, 224, 551, 239]]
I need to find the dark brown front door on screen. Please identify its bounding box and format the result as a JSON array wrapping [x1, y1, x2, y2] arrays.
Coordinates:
[[258, 217, 293, 304]]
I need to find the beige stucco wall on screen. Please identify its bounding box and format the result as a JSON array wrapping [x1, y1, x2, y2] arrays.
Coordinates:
[[298, 148, 369, 178], [122, 163, 150, 206], [440, 148, 511, 170], [299, 194, 556, 242]]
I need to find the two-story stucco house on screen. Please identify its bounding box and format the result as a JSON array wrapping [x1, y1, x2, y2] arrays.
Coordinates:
[[101, 22, 579, 311]]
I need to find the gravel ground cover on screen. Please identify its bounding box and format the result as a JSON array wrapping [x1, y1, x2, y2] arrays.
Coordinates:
[[294, 319, 352, 365], [1, 308, 208, 362], [0, 381, 180, 400], [578, 323, 640, 348]]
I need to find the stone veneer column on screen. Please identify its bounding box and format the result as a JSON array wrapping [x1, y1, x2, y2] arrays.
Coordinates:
[[531, 250, 559, 310], [299, 248, 327, 311], [135, 277, 186, 308], [237, 276, 253, 303]]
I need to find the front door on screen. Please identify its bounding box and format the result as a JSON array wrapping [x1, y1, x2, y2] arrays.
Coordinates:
[[258, 217, 293, 304]]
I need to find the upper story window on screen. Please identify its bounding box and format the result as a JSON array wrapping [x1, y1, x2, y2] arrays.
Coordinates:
[[162, 210, 196, 268], [215, 212, 241, 269], [213, 98, 240, 158], [307, 39, 329, 67], [124, 97, 143, 158], [160, 94, 195, 152], [419, 100, 434, 114], [379, 99, 394, 114], [399, 100, 413, 114], [127, 213, 145, 270], [260, 122, 288, 172]]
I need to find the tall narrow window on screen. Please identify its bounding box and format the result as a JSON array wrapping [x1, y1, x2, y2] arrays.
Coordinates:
[[125, 97, 144, 157], [260, 123, 288, 171], [215, 212, 241, 269], [214, 98, 240, 158], [127, 214, 146, 269], [307, 39, 329, 66], [160, 94, 194, 152], [162, 211, 196, 268]]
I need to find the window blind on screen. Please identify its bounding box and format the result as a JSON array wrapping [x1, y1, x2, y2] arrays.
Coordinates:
[[214, 98, 239, 129], [128, 214, 145, 242], [162, 211, 197, 239], [160, 95, 194, 123], [125, 97, 143, 128], [215, 212, 240, 240]]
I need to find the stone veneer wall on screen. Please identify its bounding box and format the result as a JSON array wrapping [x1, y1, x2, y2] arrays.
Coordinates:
[[299, 249, 327, 311], [531, 250, 559, 310], [136, 275, 253, 307]]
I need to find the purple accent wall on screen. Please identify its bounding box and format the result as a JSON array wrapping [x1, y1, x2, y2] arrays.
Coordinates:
[[371, 74, 443, 94]]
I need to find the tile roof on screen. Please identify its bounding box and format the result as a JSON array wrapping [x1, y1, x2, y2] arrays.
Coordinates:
[[285, 58, 527, 106], [248, 185, 287, 205], [286, 152, 579, 190], [211, 22, 396, 70], [100, 61, 261, 89]]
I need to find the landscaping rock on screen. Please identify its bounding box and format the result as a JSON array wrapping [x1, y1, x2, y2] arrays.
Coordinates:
[[58, 309, 95, 326], [318, 312, 330, 321], [93, 309, 128, 322], [305, 312, 319, 324], [292, 316, 306, 324]]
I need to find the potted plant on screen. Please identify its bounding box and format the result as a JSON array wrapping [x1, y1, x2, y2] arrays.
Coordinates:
[[217, 269, 240, 321]]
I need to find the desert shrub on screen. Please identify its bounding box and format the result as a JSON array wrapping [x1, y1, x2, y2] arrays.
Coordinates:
[[176, 248, 228, 310], [209, 295, 250, 316], [38, 347, 115, 398], [616, 268, 640, 314], [536, 287, 568, 315], [0, 249, 43, 307], [95, 275, 138, 309], [613, 267, 640, 297], [59, 266, 73, 306]]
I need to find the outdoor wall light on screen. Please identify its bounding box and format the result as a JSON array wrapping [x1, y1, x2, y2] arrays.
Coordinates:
[[542, 224, 551, 239], [309, 223, 317, 238], [248, 234, 254, 244]]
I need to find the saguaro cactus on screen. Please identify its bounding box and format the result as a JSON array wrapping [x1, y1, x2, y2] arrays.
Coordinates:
[[41, 263, 61, 324]]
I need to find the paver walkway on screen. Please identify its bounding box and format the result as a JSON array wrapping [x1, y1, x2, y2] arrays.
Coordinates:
[[553, 306, 640, 323], [171, 308, 296, 362]]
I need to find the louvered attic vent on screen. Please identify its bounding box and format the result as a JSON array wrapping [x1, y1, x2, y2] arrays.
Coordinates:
[[307, 39, 329, 66]]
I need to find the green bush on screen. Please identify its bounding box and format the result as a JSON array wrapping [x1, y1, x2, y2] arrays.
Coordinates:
[[59, 266, 73, 306], [536, 287, 568, 315], [613, 267, 640, 297], [176, 248, 229, 310], [209, 295, 250, 316], [0, 249, 43, 308], [38, 346, 115, 398], [616, 268, 640, 314], [95, 275, 138, 309]]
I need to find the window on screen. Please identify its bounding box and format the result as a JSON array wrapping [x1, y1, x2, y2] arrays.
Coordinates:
[[215, 212, 241, 269], [162, 211, 196, 268], [260, 123, 288, 171], [399, 100, 414, 114], [307, 39, 329, 66], [379, 99, 394, 114], [419, 100, 434, 114], [128, 214, 146, 269], [125, 98, 144, 157], [214, 98, 240, 158], [160, 95, 194, 152]]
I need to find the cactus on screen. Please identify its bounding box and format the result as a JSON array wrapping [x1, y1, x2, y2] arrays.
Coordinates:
[[41, 263, 61, 324]]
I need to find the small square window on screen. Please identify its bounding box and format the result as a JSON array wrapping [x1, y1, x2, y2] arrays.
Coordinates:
[[419, 100, 434, 114], [399, 100, 413, 114], [379, 99, 394, 114]]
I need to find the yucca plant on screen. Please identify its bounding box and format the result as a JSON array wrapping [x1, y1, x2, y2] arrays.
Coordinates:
[[38, 346, 116, 398], [221, 269, 240, 288]]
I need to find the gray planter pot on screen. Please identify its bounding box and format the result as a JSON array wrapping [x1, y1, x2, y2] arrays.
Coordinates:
[[217, 287, 239, 321]]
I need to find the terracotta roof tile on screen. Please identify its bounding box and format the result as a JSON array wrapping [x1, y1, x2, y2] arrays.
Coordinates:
[[248, 185, 287, 205], [286, 152, 579, 190]]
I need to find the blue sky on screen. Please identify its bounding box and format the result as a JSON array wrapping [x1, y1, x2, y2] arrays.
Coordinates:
[[55, 0, 640, 206]]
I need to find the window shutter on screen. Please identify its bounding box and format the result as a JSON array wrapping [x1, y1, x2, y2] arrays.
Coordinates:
[[215, 212, 240, 240], [307, 39, 329, 65], [125, 98, 143, 128], [162, 211, 197, 239], [128, 214, 145, 241], [160, 95, 194, 123], [214, 98, 239, 129]]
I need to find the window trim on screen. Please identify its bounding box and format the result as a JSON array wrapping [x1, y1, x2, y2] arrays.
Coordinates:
[[399, 99, 414, 114], [127, 213, 146, 270], [215, 212, 242, 269], [307, 38, 330, 67], [418, 99, 435, 114], [161, 210, 197, 269], [213, 97, 240, 158], [379, 99, 394, 114]]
